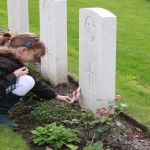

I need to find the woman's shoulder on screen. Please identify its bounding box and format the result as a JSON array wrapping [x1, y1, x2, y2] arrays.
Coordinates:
[[0, 55, 16, 65], [0, 55, 11, 60], [0, 55, 19, 72], [0, 55, 10, 60]]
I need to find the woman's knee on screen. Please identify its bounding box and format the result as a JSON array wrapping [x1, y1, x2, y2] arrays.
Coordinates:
[[18, 75, 35, 89], [11, 75, 35, 96]]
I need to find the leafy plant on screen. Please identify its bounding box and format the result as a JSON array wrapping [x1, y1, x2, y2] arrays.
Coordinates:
[[83, 141, 111, 150], [75, 96, 128, 144], [29, 100, 82, 125], [31, 122, 80, 149], [31, 95, 128, 149], [66, 144, 78, 150]]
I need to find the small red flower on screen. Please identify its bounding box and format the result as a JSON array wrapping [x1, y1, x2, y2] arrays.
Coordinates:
[[132, 134, 139, 138], [10, 37, 13, 40], [139, 140, 145, 143], [116, 95, 121, 99], [71, 87, 81, 103], [72, 90, 78, 97]]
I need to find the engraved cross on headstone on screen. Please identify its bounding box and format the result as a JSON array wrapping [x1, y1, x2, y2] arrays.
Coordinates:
[[86, 61, 94, 90]]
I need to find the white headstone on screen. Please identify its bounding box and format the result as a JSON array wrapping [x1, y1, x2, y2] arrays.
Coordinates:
[[79, 8, 116, 113], [40, 0, 68, 87], [7, 0, 29, 32]]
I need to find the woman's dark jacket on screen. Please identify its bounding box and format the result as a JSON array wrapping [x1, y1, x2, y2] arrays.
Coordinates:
[[0, 48, 57, 100]]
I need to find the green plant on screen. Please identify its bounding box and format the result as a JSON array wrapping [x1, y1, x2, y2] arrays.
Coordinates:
[[29, 101, 52, 123], [75, 96, 128, 145], [66, 144, 78, 150], [29, 100, 82, 125], [93, 108, 127, 141], [83, 141, 111, 150], [30, 94, 128, 149], [31, 122, 80, 149]]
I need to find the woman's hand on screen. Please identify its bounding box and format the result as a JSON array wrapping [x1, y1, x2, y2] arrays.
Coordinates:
[[13, 67, 29, 77], [55, 95, 72, 103]]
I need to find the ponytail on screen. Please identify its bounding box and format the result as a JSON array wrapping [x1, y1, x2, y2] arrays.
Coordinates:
[[0, 32, 12, 46]]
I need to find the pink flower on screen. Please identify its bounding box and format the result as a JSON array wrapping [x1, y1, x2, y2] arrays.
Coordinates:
[[72, 87, 81, 98], [132, 134, 139, 138], [116, 95, 121, 99], [72, 90, 78, 97], [139, 140, 145, 143], [10, 37, 13, 40]]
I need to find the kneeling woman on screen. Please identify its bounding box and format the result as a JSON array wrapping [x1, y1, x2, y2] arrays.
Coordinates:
[[0, 32, 72, 129]]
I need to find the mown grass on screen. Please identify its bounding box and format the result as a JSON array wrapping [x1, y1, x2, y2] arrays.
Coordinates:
[[68, 0, 150, 132], [1, 0, 150, 148], [0, 125, 30, 150]]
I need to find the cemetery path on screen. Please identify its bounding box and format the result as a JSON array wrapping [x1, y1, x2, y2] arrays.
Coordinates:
[[9, 60, 150, 150]]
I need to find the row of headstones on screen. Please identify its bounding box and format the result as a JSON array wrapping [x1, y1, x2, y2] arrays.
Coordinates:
[[7, 0, 116, 113]]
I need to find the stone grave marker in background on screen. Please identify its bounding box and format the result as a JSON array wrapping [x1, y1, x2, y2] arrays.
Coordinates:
[[7, 0, 29, 32], [40, 0, 68, 87], [79, 8, 116, 113]]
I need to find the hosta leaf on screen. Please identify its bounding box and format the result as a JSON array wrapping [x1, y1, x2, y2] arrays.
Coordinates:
[[93, 141, 103, 149], [99, 116, 109, 123], [116, 121, 124, 127], [83, 146, 94, 150], [66, 144, 78, 150]]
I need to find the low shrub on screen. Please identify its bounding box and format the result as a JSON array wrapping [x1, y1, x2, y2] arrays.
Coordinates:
[[31, 122, 80, 149]]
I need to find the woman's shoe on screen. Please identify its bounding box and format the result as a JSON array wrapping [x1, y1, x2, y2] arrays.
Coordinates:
[[0, 114, 20, 130]]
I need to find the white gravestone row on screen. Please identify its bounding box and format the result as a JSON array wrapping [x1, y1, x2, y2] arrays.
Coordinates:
[[7, 0, 29, 32], [7, 0, 117, 113], [79, 8, 117, 113], [40, 0, 68, 87]]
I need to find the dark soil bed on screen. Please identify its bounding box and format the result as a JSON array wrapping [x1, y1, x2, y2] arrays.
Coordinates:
[[8, 61, 150, 150]]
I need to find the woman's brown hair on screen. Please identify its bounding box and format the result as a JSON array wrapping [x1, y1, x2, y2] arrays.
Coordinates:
[[0, 32, 46, 57]]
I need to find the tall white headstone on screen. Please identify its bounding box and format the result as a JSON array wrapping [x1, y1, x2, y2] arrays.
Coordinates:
[[7, 0, 29, 32], [79, 8, 116, 113], [40, 0, 68, 87]]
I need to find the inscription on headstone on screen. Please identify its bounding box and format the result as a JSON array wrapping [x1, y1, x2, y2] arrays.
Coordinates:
[[85, 16, 95, 41]]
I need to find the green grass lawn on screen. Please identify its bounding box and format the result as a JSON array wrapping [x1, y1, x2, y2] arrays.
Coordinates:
[[1, 0, 150, 148], [67, 0, 150, 132], [0, 125, 30, 150]]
